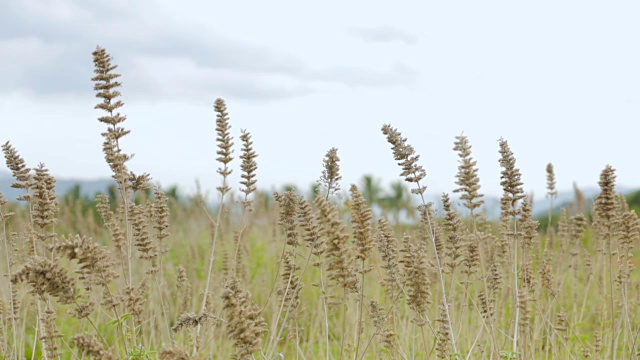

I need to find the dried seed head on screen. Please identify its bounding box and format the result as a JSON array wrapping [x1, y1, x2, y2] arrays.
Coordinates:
[[348, 184, 373, 261], [546, 163, 558, 198], [594, 165, 617, 223], [221, 279, 267, 359], [12, 256, 76, 304], [453, 135, 484, 212], [32, 163, 59, 233], [381, 124, 426, 195], [159, 348, 192, 360], [172, 312, 214, 333], [214, 98, 234, 194], [298, 198, 324, 256], [123, 280, 148, 317], [274, 191, 301, 247], [376, 218, 400, 294], [436, 303, 452, 359], [318, 147, 342, 198], [72, 333, 115, 360], [2, 142, 33, 195], [239, 129, 258, 208], [570, 213, 587, 244], [129, 203, 156, 262], [53, 234, 117, 290], [277, 251, 302, 318], [96, 194, 126, 250], [520, 196, 539, 248], [400, 236, 431, 322], [315, 196, 358, 293], [442, 193, 464, 273], [92, 47, 132, 181], [498, 138, 524, 218], [369, 300, 396, 351], [41, 304, 63, 358], [152, 188, 170, 246]]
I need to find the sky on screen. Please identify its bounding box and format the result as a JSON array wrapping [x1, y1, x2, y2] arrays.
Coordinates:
[[2, 0, 639, 203]]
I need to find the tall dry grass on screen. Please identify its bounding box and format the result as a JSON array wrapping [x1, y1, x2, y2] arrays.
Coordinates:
[[0, 47, 639, 360]]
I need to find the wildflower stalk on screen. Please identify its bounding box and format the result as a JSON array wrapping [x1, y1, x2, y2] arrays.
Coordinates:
[[381, 124, 458, 355], [195, 99, 234, 354]]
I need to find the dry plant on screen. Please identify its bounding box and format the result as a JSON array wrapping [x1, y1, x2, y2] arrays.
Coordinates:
[[1, 46, 639, 360]]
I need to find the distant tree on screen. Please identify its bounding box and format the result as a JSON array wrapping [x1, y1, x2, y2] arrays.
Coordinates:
[[626, 189, 640, 214], [309, 182, 320, 200], [360, 174, 383, 206], [380, 180, 416, 224]]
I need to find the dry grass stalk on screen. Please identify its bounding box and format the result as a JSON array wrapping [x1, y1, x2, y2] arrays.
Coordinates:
[[197, 98, 235, 351], [159, 347, 193, 360], [497, 138, 525, 355], [442, 194, 464, 275], [239, 129, 258, 209], [319, 147, 342, 199], [221, 278, 266, 360], [376, 218, 400, 296], [72, 333, 116, 359], [453, 135, 484, 213], [348, 184, 374, 359], [3, 45, 640, 359], [274, 191, 301, 247], [381, 124, 457, 353], [315, 196, 358, 294], [53, 234, 117, 290], [12, 256, 76, 305], [400, 235, 431, 325], [369, 300, 396, 353]]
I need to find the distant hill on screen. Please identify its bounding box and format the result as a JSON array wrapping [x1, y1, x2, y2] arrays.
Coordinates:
[[0, 171, 115, 202]]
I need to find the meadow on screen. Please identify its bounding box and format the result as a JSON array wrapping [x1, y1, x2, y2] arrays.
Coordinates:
[[0, 47, 638, 359]]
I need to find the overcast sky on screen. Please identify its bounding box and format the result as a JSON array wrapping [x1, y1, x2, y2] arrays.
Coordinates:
[[2, 1, 639, 203]]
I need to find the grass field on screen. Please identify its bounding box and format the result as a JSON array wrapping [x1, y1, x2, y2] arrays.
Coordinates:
[[0, 47, 639, 360]]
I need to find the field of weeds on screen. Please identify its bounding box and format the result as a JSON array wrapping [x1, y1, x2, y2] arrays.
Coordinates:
[[0, 47, 638, 360]]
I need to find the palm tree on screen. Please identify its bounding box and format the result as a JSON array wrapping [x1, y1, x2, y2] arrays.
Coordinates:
[[360, 174, 383, 207], [381, 181, 416, 224]]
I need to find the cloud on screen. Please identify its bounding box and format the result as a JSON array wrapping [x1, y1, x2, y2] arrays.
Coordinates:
[[127, 55, 315, 102], [349, 26, 418, 45], [0, 1, 418, 101]]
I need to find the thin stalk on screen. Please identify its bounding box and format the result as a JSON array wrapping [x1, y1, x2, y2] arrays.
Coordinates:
[[317, 259, 330, 360], [1, 214, 18, 357], [194, 179, 229, 354], [339, 290, 348, 360], [353, 259, 366, 360], [609, 248, 615, 360], [415, 180, 458, 355], [512, 215, 520, 356]]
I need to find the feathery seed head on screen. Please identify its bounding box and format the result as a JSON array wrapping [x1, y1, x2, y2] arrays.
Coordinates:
[[453, 135, 484, 212], [298, 197, 324, 256], [498, 138, 524, 217], [319, 147, 342, 198], [239, 129, 258, 208], [381, 124, 426, 195], [348, 184, 374, 261], [12, 256, 76, 304], [214, 98, 234, 197], [2, 142, 33, 194], [546, 163, 557, 198], [221, 279, 267, 359], [274, 191, 301, 247], [594, 165, 617, 222], [72, 333, 116, 360], [376, 218, 400, 293]]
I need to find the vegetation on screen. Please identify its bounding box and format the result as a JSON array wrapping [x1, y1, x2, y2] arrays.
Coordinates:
[[0, 47, 639, 359]]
